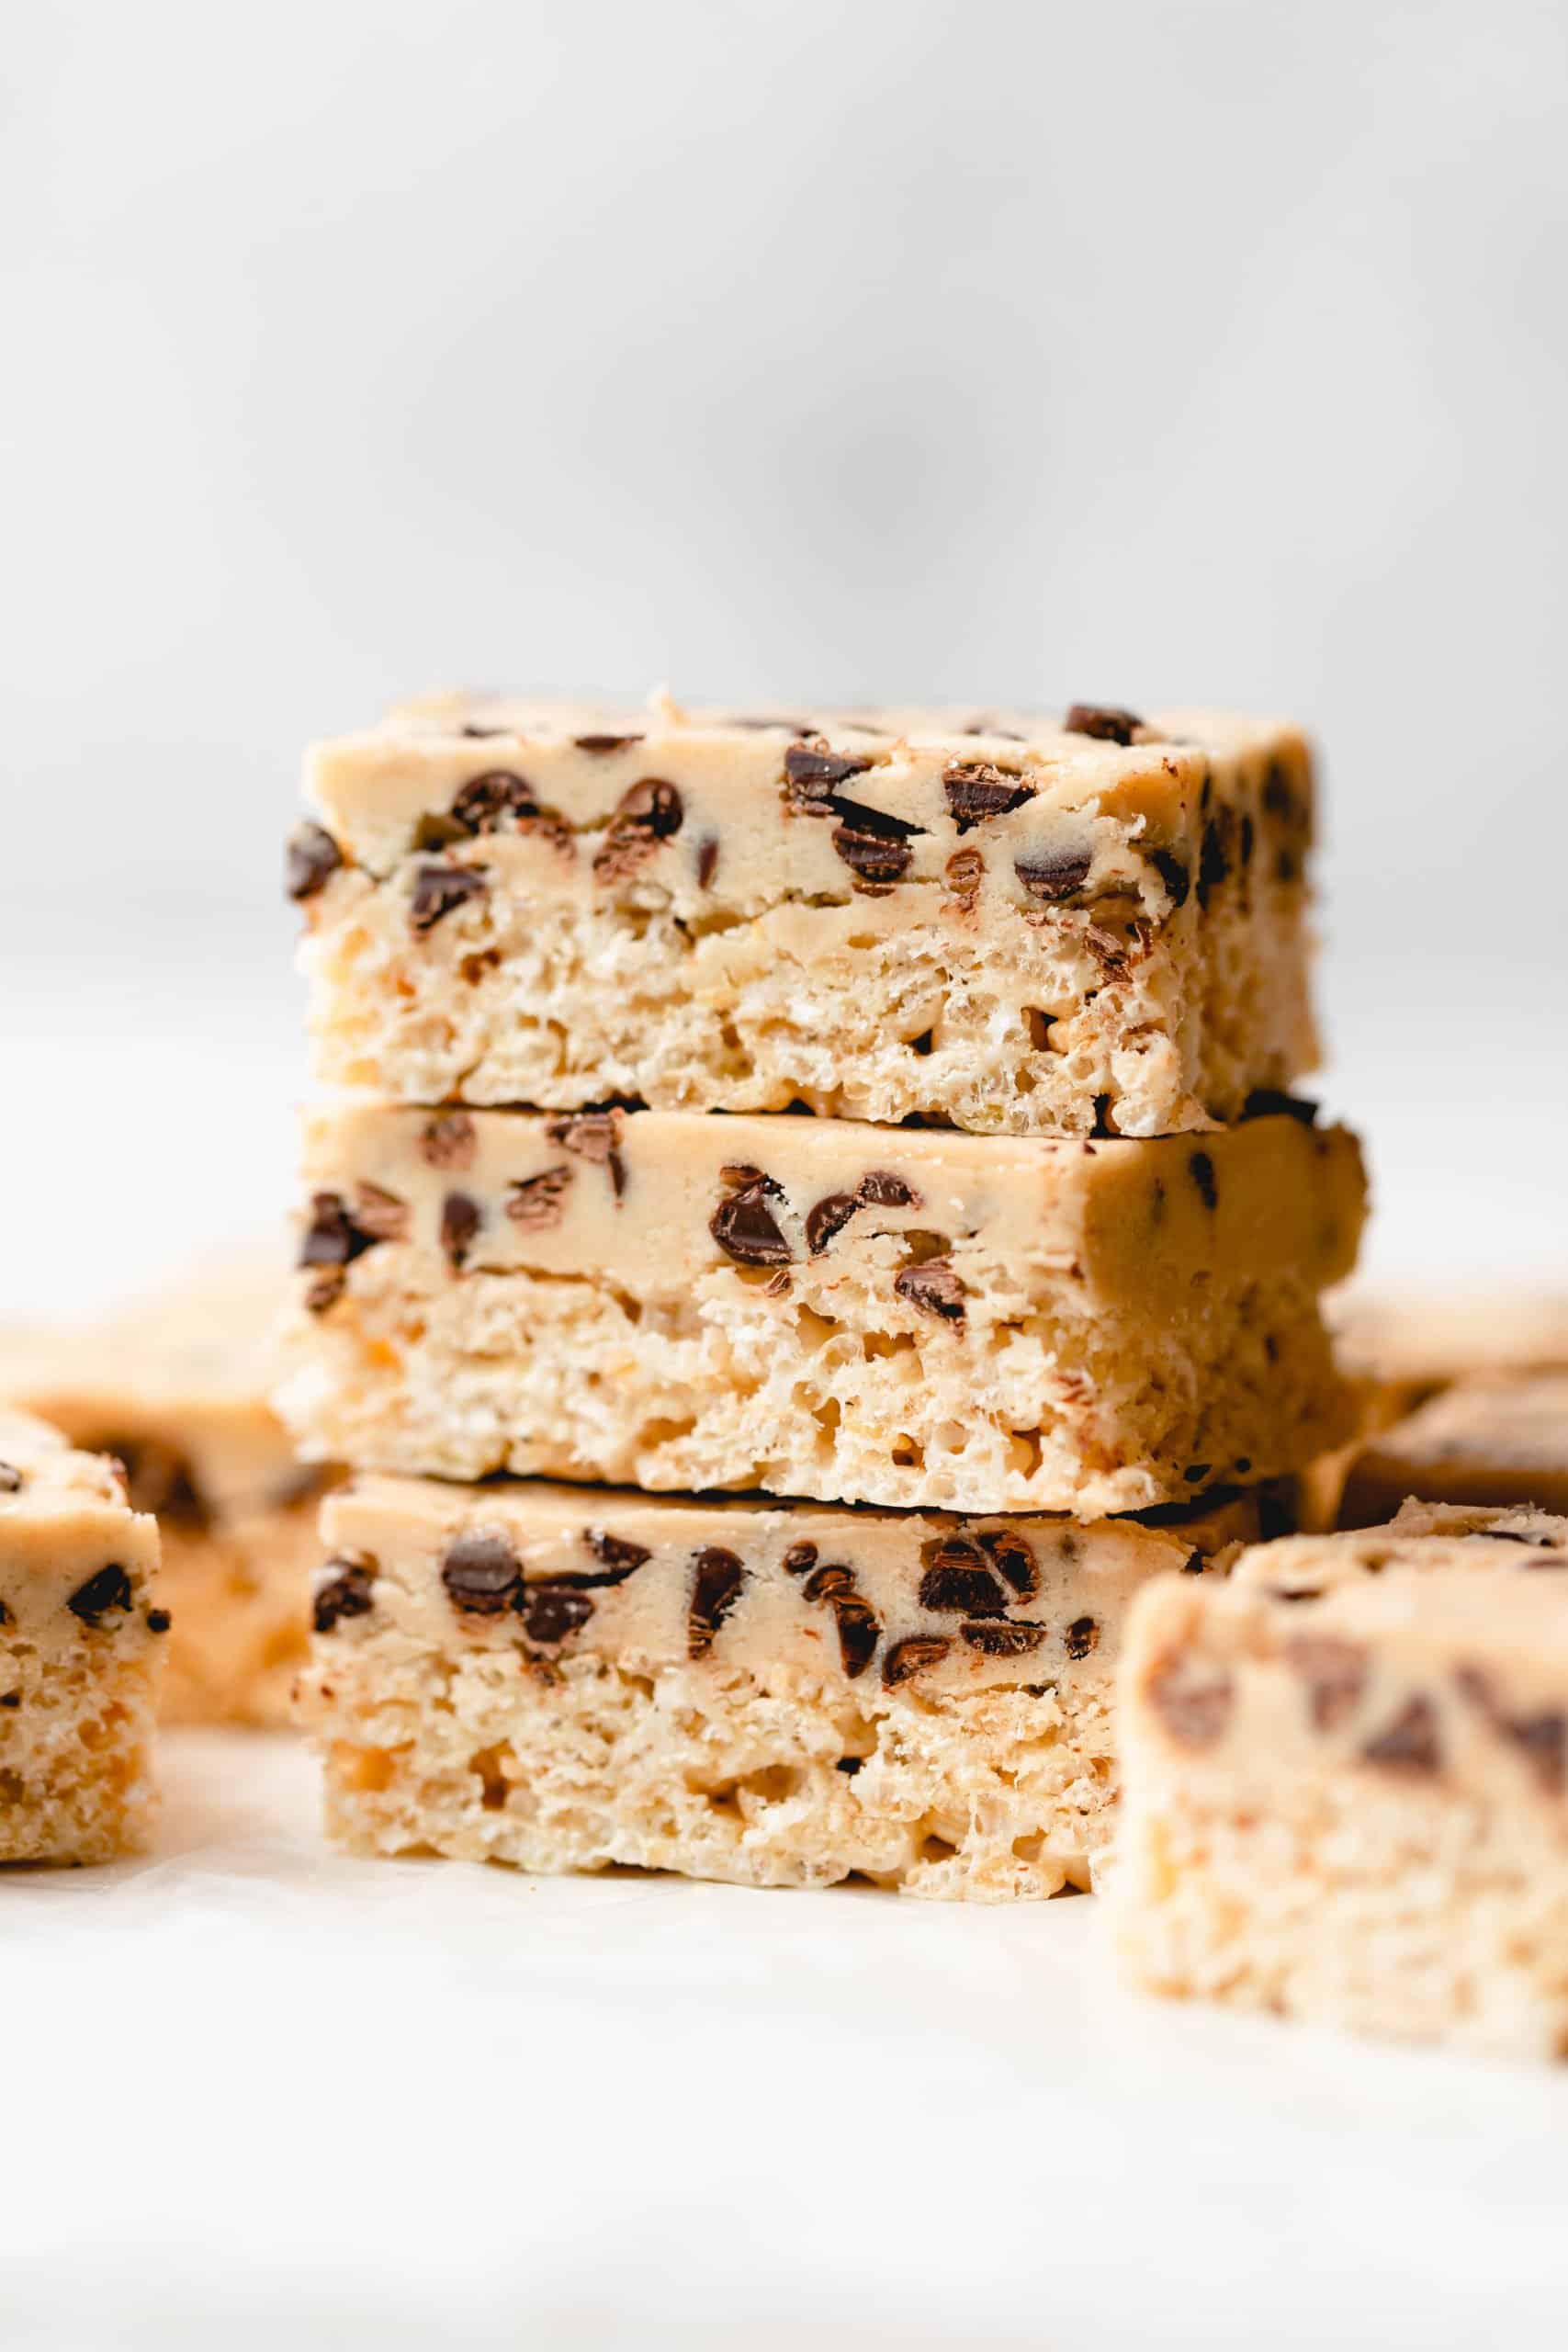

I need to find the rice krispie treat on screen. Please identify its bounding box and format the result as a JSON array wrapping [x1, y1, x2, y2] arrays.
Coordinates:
[[301, 1472, 1279, 1899], [0, 1408, 165, 1863], [1113, 1501, 1568, 2056], [276, 1103, 1365, 1516], [1338, 1373, 1568, 1527], [2, 1261, 329, 1726], [292, 691, 1318, 1138]]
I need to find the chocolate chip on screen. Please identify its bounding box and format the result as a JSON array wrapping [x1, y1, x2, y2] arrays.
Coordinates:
[[519, 1585, 595, 1645], [67, 1564, 133, 1626], [410, 862, 487, 932], [505, 1166, 572, 1229], [573, 733, 642, 753], [145, 1607, 172, 1634], [546, 1112, 621, 1166], [449, 771, 540, 832], [1196, 814, 1232, 910], [1239, 813, 1255, 867], [1188, 1151, 1218, 1212], [688, 1546, 746, 1658], [975, 1529, 1038, 1599], [798, 1563, 852, 1602], [1146, 1655, 1233, 1746], [286, 821, 344, 901], [96, 1438, 207, 1528], [1064, 1616, 1100, 1660], [1454, 1666, 1567, 1792], [696, 835, 719, 888], [919, 1542, 1008, 1616], [1261, 761, 1295, 820], [582, 1530, 652, 1581], [441, 1531, 523, 1615], [944, 847, 985, 901], [459, 722, 511, 739], [858, 1170, 919, 1208], [961, 1621, 1045, 1657], [349, 1182, 410, 1244], [0, 1463, 19, 1493], [783, 742, 873, 800], [1242, 1091, 1319, 1126], [1150, 848, 1190, 908], [882, 1635, 951, 1688], [414, 812, 468, 854], [835, 1754, 863, 1774], [894, 1261, 966, 1322], [440, 1191, 482, 1270], [592, 778, 683, 883], [1183, 1464, 1212, 1485], [0, 1600, 10, 1627], [313, 1557, 376, 1634], [782, 1543, 818, 1577], [832, 1597, 880, 1679], [806, 1192, 860, 1255], [942, 762, 1037, 833], [1361, 1694, 1442, 1775], [0, 1691, 18, 1706], [299, 1192, 383, 1273], [1014, 847, 1093, 902], [305, 1270, 345, 1313], [711, 1177, 792, 1266], [421, 1112, 478, 1170], [1065, 704, 1142, 745], [832, 820, 914, 887]]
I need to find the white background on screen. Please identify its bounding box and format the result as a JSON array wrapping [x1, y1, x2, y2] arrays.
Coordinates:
[[3, 5, 1568, 2346]]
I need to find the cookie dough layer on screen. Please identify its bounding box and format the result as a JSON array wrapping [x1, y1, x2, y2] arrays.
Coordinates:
[[1338, 1374, 1568, 1528], [2, 1262, 328, 1726], [1113, 1501, 1568, 2056], [276, 1105, 1364, 1516], [0, 1409, 164, 1863], [295, 691, 1318, 1138], [301, 1473, 1276, 1900]]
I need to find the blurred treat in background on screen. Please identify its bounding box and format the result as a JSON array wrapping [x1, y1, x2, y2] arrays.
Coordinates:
[[1337, 1371, 1568, 1529]]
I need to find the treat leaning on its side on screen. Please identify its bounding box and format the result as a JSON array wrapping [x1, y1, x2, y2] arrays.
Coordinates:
[[1112, 1501, 1568, 2056], [1337, 1373, 1568, 1527], [0, 1408, 164, 1863], [294, 692, 1318, 1138], [275, 1104, 1366, 1516], [302, 1473, 1277, 1900]]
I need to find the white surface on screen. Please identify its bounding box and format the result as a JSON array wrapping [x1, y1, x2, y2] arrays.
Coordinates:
[[5, 1731, 1564, 2352]]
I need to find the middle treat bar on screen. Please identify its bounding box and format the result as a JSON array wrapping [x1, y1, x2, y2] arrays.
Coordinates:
[[277, 1103, 1365, 1515]]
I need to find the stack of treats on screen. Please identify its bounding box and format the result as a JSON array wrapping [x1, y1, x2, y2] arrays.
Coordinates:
[[276, 688, 1367, 1901]]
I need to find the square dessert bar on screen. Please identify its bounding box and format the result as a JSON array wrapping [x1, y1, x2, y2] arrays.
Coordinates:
[[1113, 1501, 1568, 2056], [276, 1103, 1365, 1517], [2, 1261, 331, 1726], [292, 691, 1318, 1139], [1338, 1372, 1568, 1527], [0, 1408, 165, 1863], [300, 1473, 1279, 1900]]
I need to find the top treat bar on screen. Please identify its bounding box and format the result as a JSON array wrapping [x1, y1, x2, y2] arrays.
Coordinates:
[[294, 690, 1318, 1136]]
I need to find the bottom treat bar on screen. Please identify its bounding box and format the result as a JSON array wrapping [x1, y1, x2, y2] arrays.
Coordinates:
[[300, 1476, 1278, 1901], [1112, 1501, 1568, 2056], [0, 1409, 165, 1863]]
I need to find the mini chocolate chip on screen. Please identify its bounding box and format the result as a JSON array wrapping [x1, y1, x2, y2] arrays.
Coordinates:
[[145, 1607, 172, 1634], [1454, 1666, 1568, 1792], [783, 742, 873, 800], [1014, 847, 1093, 902], [894, 1261, 966, 1322], [942, 762, 1037, 833], [582, 1531, 652, 1580], [1239, 813, 1255, 867], [441, 1531, 523, 1615], [975, 1529, 1038, 1599], [696, 835, 719, 888], [305, 1269, 345, 1314], [68, 1564, 133, 1626], [505, 1166, 572, 1229], [835, 1754, 863, 1775], [0, 1600, 10, 1627], [1150, 847, 1190, 908], [945, 846, 986, 899], [459, 722, 510, 739], [546, 1112, 623, 1166], [313, 1557, 377, 1634], [1283, 1634, 1367, 1731], [349, 1182, 410, 1243], [1188, 1151, 1218, 1211], [802, 1562, 855, 1601], [919, 1543, 1008, 1616], [1064, 1616, 1099, 1660], [0, 1690, 17, 1706], [440, 1191, 482, 1270], [1361, 1696, 1442, 1775], [519, 1585, 594, 1645], [1146, 1655, 1233, 1746], [711, 1178, 793, 1266], [882, 1635, 951, 1688], [1065, 704, 1142, 745], [299, 1192, 382, 1272], [410, 812, 467, 852], [1196, 811, 1233, 910], [858, 1170, 919, 1207], [961, 1621, 1045, 1657], [832, 821, 913, 887], [0, 1462, 19, 1493], [782, 1543, 818, 1577], [592, 778, 684, 882], [573, 733, 642, 753], [410, 862, 488, 932], [806, 1192, 860, 1255], [832, 1598, 880, 1679], [1261, 762, 1295, 820], [90, 1437, 207, 1526], [1242, 1091, 1319, 1126], [1183, 1464, 1212, 1485], [688, 1546, 746, 1658], [286, 821, 344, 901], [421, 1112, 478, 1170], [449, 771, 540, 832]]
